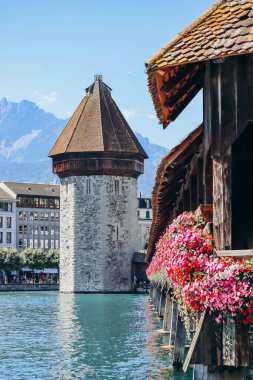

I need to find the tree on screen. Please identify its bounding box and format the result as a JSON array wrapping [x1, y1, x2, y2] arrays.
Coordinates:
[[0, 248, 24, 284], [46, 249, 59, 269], [21, 248, 47, 270]]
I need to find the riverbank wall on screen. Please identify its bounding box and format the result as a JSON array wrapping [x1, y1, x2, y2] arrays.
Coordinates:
[[0, 284, 59, 291]]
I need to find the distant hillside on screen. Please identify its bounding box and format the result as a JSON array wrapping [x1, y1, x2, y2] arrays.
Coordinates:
[[0, 98, 168, 196]]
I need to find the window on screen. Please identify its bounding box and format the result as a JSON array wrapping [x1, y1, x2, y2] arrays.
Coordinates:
[[55, 240, 59, 249], [23, 239, 27, 248], [55, 199, 60, 209], [19, 239, 23, 248], [146, 211, 150, 219], [29, 239, 33, 248], [34, 226, 38, 235], [0, 232, 3, 244], [23, 212, 28, 221], [49, 198, 55, 208], [86, 179, 91, 194], [50, 227, 54, 236], [40, 240, 44, 249], [6, 232, 11, 244], [50, 212, 55, 221], [0, 202, 12, 212], [19, 212, 23, 220], [56, 226, 60, 236], [34, 212, 38, 221], [40, 198, 49, 208], [44, 213, 49, 220], [19, 225, 23, 233], [115, 180, 120, 194], [29, 212, 34, 221], [30, 226, 33, 235], [34, 239, 38, 249], [55, 212, 59, 221], [6, 217, 11, 228], [40, 226, 44, 235], [40, 212, 44, 221], [45, 240, 49, 249], [0, 217, 2, 228], [45, 226, 49, 235], [23, 225, 27, 234], [51, 240, 54, 249]]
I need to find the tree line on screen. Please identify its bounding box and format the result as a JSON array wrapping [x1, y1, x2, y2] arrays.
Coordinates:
[[0, 247, 59, 284]]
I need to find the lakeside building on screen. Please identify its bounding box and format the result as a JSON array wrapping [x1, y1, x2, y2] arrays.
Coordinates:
[[0, 182, 60, 252], [0, 188, 16, 249], [137, 197, 152, 252], [49, 75, 148, 293]]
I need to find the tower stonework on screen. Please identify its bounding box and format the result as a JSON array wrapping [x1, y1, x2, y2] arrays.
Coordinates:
[[49, 76, 147, 292]]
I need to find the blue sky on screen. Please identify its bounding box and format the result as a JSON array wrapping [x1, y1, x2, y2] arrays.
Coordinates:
[[0, 0, 214, 148]]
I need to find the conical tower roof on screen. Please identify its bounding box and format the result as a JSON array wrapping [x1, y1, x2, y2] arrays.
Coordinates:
[[49, 76, 147, 158]]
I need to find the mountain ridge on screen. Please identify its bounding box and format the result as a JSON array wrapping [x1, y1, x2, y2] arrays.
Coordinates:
[[0, 98, 168, 196]]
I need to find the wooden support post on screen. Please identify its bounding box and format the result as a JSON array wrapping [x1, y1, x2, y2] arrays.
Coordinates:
[[169, 301, 178, 346], [153, 286, 161, 310], [213, 150, 231, 250], [183, 189, 191, 212], [158, 289, 166, 318], [193, 365, 207, 380], [197, 157, 204, 205], [149, 284, 154, 302], [162, 294, 172, 331], [190, 173, 198, 211], [173, 315, 186, 367]]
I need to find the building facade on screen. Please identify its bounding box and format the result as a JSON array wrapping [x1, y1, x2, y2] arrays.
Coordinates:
[[0, 188, 16, 249], [0, 182, 60, 252], [49, 75, 147, 293], [137, 197, 152, 252]]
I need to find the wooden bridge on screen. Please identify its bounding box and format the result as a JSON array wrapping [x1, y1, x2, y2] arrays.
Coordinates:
[[149, 282, 253, 379]]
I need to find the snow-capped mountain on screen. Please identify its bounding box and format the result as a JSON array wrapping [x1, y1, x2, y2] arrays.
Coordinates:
[[0, 98, 168, 196]]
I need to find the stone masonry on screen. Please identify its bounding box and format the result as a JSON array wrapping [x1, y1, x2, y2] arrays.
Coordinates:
[[60, 175, 137, 292]]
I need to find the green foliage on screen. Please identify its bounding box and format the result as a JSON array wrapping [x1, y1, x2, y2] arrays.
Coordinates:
[[21, 248, 46, 270], [0, 247, 24, 273], [46, 249, 59, 269]]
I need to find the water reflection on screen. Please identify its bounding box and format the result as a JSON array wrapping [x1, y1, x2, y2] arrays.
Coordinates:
[[0, 292, 192, 380]]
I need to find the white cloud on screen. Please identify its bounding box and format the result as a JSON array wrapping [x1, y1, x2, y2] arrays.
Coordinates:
[[122, 108, 137, 119], [0, 129, 42, 159], [35, 91, 57, 105], [127, 70, 133, 75]]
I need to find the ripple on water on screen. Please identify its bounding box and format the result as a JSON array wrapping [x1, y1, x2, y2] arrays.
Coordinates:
[[0, 292, 192, 380]]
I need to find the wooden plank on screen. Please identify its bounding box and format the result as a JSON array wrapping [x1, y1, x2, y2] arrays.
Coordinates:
[[193, 365, 208, 380], [216, 249, 253, 257], [183, 312, 206, 372]]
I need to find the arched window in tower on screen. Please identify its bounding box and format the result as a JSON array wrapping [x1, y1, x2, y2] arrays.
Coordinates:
[[115, 179, 120, 194], [86, 179, 91, 195], [146, 210, 150, 219]]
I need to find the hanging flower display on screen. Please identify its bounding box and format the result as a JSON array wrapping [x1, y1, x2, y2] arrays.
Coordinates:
[[147, 212, 253, 333]]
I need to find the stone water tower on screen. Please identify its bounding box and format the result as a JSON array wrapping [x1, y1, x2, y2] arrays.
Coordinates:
[[48, 76, 148, 292]]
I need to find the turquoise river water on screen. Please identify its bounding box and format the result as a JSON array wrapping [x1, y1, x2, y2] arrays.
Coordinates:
[[0, 292, 192, 380]]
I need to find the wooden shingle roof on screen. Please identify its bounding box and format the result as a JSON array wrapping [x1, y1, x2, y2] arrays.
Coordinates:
[[49, 77, 148, 158], [146, 0, 253, 128]]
